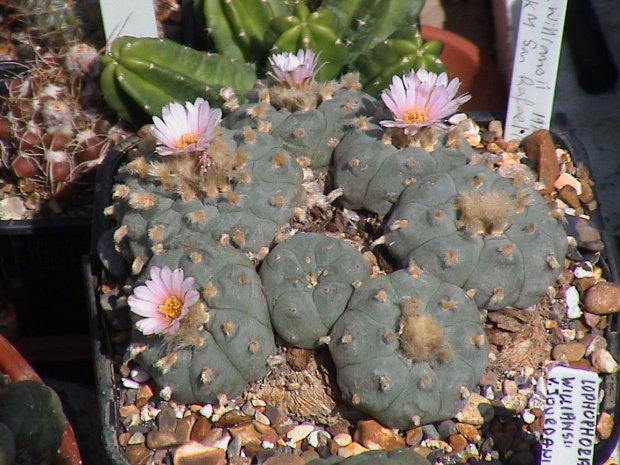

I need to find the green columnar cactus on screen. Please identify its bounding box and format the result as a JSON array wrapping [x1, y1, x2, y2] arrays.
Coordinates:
[[108, 126, 303, 271], [99, 37, 257, 127], [0, 380, 66, 465], [354, 26, 445, 96], [383, 163, 568, 310], [197, 0, 289, 65], [130, 247, 277, 404], [265, 3, 348, 81], [307, 447, 432, 465], [329, 266, 488, 430], [223, 74, 379, 170], [260, 232, 369, 349], [333, 125, 476, 215], [321, 0, 426, 59]]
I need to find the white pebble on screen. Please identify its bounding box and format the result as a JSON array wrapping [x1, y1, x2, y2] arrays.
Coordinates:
[[254, 410, 270, 425], [554, 172, 582, 195], [591, 349, 620, 374], [121, 377, 141, 389], [212, 434, 231, 451], [200, 404, 213, 418], [573, 264, 594, 279], [307, 430, 320, 448], [127, 432, 145, 445], [159, 386, 172, 401], [130, 366, 151, 383], [286, 424, 315, 443], [261, 441, 275, 449], [522, 410, 536, 424], [564, 286, 581, 319]]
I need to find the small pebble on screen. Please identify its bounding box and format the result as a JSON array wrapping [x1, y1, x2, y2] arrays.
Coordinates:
[[130, 366, 151, 383], [590, 348, 620, 374], [286, 424, 315, 443], [564, 286, 581, 318], [584, 281, 620, 315], [121, 377, 141, 389], [200, 404, 213, 418]]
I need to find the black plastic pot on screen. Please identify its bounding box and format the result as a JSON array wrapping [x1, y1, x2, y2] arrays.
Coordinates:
[[84, 120, 620, 465], [0, 216, 91, 337]]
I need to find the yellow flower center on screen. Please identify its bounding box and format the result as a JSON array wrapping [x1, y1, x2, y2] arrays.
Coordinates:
[[404, 106, 430, 125], [158, 296, 183, 321], [176, 133, 199, 150]]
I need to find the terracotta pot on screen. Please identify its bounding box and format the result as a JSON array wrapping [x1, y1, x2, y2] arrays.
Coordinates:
[[420, 25, 507, 113], [0, 333, 82, 465]]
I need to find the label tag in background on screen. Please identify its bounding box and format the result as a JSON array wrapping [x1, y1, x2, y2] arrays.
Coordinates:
[[504, 0, 568, 140], [541, 365, 601, 465], [99, 0, 159, 43]]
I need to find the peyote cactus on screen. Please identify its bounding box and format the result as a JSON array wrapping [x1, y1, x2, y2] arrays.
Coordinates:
[[223, 73, 380, 170], [0, 43, 109, 219], [106, 124, 303, 273], [127, 247, 277, 404], [0, 379, 66, 465], [328, 266, 488, 430], [99, 37, 257, 127], [260, 232, 369, 349], [382, 163, 568, 310], [307, 447, 431, 465], [333, 123, 476, 216]]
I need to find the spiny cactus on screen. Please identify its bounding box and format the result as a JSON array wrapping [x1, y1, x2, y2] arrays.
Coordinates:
[[107, 125, 303, 274], [329, 266, 488, 430], [127, 247, 277, 404], [265, 3, 348, 81], [0, 379, 66, 465], [321, 0, 426, 59], [197, 0, 290, 65], [333, 123, 476, 216], [260, 232, 369, 349], [354, 26, 444, 96], [223, 73, 379, 170], [2, 0, 103, 49], [382, 163, 568, 310], [99, 37, 257, 127], [0, 43, 109, 219]]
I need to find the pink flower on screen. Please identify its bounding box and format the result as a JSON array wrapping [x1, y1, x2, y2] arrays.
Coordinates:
[[380, 69, 471, 135], [151, 98, 222, 156], [128, 266, 200, 335], [268, 49, 319, 88]]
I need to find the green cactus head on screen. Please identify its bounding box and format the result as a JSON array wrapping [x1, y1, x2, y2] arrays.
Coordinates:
[[126, 246, 277, 404], [0, 380, 66, 465], [329, 266, 488, 429], [383, 163, 568, 310], [260, 232, 370, 349]]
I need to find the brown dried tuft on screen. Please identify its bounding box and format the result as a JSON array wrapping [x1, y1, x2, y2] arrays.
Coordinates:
[[398, 308, 446, 362], [457, 190, 517, 235], [441, 250, 459, 267], [129, 192, 156, 210]]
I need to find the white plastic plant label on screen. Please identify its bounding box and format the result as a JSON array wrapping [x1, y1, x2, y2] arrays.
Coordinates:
[[504, 0, 568, 140], [99, 0, 159, 42], [541, 365, 601, 465]]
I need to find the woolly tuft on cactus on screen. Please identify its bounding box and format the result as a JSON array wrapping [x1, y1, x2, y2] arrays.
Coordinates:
[[329, 266, 488, 429], [383, 163, 568, 310], [260, 232, 370, 349]]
